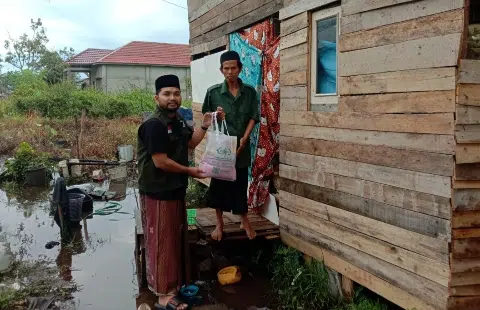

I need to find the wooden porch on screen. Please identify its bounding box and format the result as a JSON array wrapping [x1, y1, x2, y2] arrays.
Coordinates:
[[134, 207, 279, 286], [195, 208, 279, 241]]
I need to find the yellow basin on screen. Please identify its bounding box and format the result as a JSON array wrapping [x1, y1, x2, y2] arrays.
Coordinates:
[[217, 266, 242, 285]]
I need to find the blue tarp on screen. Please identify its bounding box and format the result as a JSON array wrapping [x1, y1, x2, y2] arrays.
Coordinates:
[[178, 107, 193, 121], [317, 40, 337, 94]]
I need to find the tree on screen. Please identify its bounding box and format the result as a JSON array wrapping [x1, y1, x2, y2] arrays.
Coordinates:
[[3, 18, 76, 85], [4, 18, 48, 71], [40, 47, 75, 84]]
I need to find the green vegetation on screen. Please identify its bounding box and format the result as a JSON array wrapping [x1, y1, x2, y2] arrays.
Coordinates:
[[185, 178, 208, 209], [269, 246, 393, 310], [1, 142, 52, 185], [0, 72, 192, 119], [269, 246, 341, 310]]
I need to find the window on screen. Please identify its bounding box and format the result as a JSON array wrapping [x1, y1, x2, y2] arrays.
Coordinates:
[[310, 6, 340, 110]]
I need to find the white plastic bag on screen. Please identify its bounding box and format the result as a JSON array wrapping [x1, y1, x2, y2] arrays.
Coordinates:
[[199, 112, 237, 181]]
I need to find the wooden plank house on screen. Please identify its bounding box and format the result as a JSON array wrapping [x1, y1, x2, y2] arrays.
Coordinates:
[[187, 0, 480, 309]]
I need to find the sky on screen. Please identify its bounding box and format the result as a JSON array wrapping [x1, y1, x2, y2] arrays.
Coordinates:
[[0, 0, 189, 69]]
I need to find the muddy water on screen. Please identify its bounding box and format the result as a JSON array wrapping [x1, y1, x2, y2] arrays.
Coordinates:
[[0, 186, 139, 310]]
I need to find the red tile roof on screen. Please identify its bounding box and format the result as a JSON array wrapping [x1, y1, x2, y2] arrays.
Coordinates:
[[66, 48, 113, 66], [95, 41, 190, 67]]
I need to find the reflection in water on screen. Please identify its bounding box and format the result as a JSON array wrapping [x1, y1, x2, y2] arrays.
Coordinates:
[[0, 186, 139, 310], [56, 223, 88, 282]]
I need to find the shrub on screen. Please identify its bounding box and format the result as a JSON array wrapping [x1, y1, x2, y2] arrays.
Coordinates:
[[1, 142, 52, 184], [116, 87, 156, 115], [4, 71, 195, 119], [0, 99, 16, 117]]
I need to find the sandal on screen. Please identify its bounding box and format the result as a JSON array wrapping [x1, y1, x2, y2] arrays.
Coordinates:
[[154, 296, 189, 310]]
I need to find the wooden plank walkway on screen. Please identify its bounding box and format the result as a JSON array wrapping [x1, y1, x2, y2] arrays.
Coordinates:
[[195, 208, 279, 241]]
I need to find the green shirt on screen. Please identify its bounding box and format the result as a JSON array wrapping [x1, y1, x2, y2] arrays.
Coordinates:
[[202, 79, 260, 168]]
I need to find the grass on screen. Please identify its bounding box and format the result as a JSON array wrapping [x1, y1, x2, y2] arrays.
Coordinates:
[[269, 245, 395, 310], [269, 246, 341, 310]]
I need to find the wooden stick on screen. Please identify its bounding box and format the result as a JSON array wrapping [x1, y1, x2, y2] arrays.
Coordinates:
[[79, 109, 86, 159], [74, 115, 79, 158]]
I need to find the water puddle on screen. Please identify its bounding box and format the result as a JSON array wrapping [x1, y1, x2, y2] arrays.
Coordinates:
[[0, 185, 139, 310]]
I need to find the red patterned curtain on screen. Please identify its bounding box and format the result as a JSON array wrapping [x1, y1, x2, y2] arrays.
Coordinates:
[[238, 19, 276, 51], [237, 19, 280, 214]]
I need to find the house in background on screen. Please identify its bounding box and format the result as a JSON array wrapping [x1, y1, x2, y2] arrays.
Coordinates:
[[65, 41, 191, 98], [64, 48, 113, 87]]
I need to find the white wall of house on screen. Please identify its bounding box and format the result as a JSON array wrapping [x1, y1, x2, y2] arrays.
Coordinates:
[[191, 51, 225, 103], [93, 64, 191, 98]]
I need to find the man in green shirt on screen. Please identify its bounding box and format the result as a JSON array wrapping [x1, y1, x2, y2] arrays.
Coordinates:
[[202, 51, 260, 241]]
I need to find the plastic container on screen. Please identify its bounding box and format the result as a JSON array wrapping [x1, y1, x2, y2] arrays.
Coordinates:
[[217, 266, 242, 285], [69, 159, 82, 177], [118, 145, 134, 162], [25, 167, 47, 187], [179, 285, 199, 297], [68, 193, 85, 222], [67, 188, 93, 213], [187, 209, 197, 225], [58, 160, 69, 178]]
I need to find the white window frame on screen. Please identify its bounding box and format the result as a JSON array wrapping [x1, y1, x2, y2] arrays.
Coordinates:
[[310, 6, 341, 107]]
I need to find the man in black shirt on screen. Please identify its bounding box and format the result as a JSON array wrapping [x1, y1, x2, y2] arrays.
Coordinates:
[[137, 74, 224, 310]]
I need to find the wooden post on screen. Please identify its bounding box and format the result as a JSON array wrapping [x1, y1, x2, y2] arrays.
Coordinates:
[[78, 109, 86, 159], [341, 275, 354, 301], [74, 115, 79, 157], [304, 253, 313, 264]]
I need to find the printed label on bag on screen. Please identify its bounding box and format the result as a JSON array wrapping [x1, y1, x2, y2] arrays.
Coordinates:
[[216, 147, 232, 157]]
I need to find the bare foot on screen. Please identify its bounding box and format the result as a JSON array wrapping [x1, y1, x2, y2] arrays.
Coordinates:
[[211, 225, 223, 241], [157, 295, 187, 310], [242, 218, 256, 240]]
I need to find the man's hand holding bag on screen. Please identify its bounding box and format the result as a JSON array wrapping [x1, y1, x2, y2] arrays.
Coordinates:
[[199, 112, 237, 181]]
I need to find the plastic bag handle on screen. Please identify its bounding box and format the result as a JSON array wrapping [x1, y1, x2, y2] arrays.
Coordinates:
[[221, 119, 229, 136], [212, 112, 229, 137], [212, 112, 220, 136]]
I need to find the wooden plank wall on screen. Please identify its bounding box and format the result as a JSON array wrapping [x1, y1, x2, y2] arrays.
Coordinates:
[[277, 0, 465, 309], [187, 0, 285, 56], [449, 59, 480, 310]]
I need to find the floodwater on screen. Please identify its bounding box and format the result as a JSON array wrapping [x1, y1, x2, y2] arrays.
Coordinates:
[[0, 184, 139, 310]]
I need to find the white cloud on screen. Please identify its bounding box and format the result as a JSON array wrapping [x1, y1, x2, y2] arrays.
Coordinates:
[[0, 0, 189, 69]]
